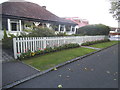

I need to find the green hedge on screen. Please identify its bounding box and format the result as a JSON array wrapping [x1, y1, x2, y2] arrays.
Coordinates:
[[81, 39, 110, 46], [76, 24, 111, 35]]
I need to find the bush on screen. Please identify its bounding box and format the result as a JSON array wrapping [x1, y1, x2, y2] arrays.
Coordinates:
[[44, 47, 54, 53], [56, 32, 67, 36], [76, 24, 111, 35], [81, 39, 110, 46], [28, 27, 55, 37], [3, 29, 8, 39], [53, 43, 80, 51], [19, 50, 32, 59], [35, 50, 44, 55]]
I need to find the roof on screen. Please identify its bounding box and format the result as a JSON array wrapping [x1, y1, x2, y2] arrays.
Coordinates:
[[0, 1, 76, 25], [63, 17, 89, 27]]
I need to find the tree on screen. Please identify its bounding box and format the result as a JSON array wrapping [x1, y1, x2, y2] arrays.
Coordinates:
[[109, 0, 120, 21], [76, 24, 111, 35]]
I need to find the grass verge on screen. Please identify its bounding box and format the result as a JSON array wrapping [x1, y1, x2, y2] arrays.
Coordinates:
[[89, 41, 119, 48], [23, 47, 96, 71]]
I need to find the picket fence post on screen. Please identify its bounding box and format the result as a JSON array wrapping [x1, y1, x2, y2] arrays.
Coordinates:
[[43, 37, 46, 49], [13, 38, 17, 59]]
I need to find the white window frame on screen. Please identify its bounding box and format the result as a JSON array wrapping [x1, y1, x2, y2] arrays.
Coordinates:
[[8, 19, 22, 31]]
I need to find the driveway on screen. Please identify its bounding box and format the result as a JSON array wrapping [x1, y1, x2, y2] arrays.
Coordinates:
[[13, 44, 119, 88]]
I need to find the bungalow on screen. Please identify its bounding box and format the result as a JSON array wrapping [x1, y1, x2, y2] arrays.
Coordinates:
[[0, 1, 77, 40], [63, 17, 89, 28]]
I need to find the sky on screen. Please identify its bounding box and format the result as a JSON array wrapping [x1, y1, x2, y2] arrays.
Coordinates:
[[0, 0, 118, 27]]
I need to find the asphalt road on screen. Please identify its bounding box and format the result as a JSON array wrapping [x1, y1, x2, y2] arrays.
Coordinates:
[[13, 44, 119, 88]]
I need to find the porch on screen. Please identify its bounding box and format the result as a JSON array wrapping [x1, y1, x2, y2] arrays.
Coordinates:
[[1, 18, 77, 40]]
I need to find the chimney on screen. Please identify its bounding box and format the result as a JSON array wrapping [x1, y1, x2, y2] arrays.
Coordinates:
[[42, 6, 46, 9]]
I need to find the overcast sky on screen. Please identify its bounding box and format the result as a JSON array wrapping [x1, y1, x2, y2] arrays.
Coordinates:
[[0, 0, 118, 27]]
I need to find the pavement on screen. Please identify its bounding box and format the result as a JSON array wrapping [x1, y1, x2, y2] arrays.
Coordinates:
[[1, 40, 39, 87], [2, 61, 39, 87], [2, 50, 15, 63], [0, 41, 2, 88], [10, 44, 118, 88]]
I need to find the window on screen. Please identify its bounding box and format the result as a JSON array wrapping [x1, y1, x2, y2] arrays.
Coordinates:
[[55, 27, 58, 31], [66, 25, 71, 32], [51, 25, 58, 31], [60, 27, 64, 31], [60, 25, 64, 31], [72, 27, 75, 32], [11, 23, 17, 31], [8, 19, 20, 31]]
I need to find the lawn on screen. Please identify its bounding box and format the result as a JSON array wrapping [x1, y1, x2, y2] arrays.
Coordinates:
[[89, 41, 119, 48], [23, 41, 119, 71], [23, 47, 96, 71]]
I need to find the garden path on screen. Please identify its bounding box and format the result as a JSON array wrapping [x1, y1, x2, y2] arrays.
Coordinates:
[[81, 46, 101, 50]]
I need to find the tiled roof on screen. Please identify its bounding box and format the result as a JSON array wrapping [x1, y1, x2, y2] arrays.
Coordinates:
[[1, 1, 76, 25]]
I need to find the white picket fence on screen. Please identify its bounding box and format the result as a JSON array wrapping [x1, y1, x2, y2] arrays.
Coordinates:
[[13, 36, 106, 59]]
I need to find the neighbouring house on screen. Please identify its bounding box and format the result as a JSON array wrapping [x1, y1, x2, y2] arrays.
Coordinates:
[[0, 1, 78, 40], [109, 27, 120, 40], [63, 17, 89, 29], [109, 27, 120, 36]]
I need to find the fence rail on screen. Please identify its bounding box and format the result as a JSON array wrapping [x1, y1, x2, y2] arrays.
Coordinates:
[[13, 36, 106, 59]]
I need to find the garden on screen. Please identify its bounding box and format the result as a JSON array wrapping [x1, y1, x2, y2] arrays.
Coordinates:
[[21, 39, 119, 71], [2, 24, 119, 71]]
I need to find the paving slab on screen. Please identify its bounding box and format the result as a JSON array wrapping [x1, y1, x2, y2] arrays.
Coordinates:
[[81, 46, 101, 50]]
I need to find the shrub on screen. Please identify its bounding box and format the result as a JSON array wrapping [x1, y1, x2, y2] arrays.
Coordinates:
[[54, 46, 63, 51], [53, 43, 80, 51], [18, 50, 33, 60], [44, 47, 54, 53], [35, 50, 43, 55], [3, 29, 8, 39], [28, 27, 55, 37], [18, 43, 80, 60], [76, 24, 111, 35], [8, 33, 16, 38], [81, 39, 110, 46], [56, 32, 67, 36]]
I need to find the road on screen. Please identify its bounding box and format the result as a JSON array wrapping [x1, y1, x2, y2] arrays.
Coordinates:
[[13, 44, 119, 88]]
